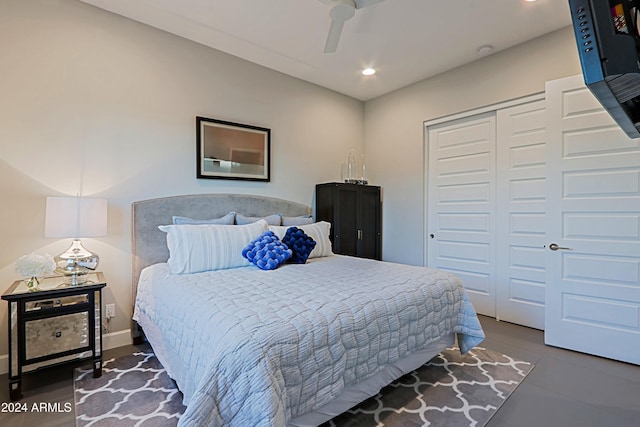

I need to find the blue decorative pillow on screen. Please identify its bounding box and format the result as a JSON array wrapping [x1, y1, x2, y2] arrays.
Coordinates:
[[283, 227, 316, 264], [242, 231, 292, 270]]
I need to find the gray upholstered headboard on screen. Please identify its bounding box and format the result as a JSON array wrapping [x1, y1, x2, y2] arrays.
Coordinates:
[[131, 193, 311, 296], [130, 194, 311, 340]]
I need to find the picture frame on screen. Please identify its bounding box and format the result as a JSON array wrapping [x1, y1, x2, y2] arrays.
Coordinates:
[[196, 116, 270, 181]]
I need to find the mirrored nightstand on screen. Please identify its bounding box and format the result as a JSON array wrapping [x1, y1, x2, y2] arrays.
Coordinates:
[[1, 272, 106, 401]]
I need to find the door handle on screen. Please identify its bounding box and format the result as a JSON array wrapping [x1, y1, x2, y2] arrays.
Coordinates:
[[548, 243, 572, 251]]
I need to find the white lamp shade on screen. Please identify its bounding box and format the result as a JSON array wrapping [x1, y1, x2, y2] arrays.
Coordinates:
[[45, 196, 108, 238]]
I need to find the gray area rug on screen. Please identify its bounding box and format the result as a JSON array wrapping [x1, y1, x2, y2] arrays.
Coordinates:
[[74, 351, 185, 426], [74, 346, 533, 427]]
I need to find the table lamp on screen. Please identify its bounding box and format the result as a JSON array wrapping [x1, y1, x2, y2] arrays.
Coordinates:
[[45, 196, 107, 285]]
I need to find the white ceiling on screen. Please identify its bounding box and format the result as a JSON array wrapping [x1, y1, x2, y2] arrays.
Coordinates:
[[79, 0, 572, 101]]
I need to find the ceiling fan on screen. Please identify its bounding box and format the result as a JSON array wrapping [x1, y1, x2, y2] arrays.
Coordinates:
[[318, 0, 385, 53]]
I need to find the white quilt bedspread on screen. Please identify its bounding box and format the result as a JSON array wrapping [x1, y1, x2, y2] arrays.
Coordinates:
[[133, 255, 485, 427]]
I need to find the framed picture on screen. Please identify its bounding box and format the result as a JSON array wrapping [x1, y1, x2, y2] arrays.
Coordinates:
[[196, 116, 270, 181]]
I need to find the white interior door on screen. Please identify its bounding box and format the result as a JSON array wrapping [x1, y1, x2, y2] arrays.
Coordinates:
[[427, 112, 497, 316], [496, 100, 547, 329], [545, 75, 640, 365]]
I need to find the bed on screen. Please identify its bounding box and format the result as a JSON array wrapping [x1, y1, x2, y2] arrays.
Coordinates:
[[131, 193, 485, 427]]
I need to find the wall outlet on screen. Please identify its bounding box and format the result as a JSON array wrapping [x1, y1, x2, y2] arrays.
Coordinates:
[[106, 304, 115, 319]]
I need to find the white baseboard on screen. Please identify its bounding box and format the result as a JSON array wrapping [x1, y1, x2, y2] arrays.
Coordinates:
[[0, 329, 132, 375], [102, 329, 133, 351], [0, 354, 7, 377]]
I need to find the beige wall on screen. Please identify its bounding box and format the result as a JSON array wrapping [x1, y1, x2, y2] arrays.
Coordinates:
[[364, 26, 582, 266], [0, 1, 586, 364], [0, 0, 363, 359]]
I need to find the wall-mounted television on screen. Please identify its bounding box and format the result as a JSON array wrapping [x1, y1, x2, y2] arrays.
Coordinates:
[[569, 0, 640, 138]]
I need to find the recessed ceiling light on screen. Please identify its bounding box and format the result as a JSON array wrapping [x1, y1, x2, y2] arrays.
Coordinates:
[[362, 68, 376, 76]]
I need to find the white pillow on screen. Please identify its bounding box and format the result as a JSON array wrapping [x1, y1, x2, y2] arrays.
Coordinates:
[[159, 220, 268, 274], [269, 221, 333, 259]]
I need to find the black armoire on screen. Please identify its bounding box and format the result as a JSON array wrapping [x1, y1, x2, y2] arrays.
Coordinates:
[[315, 182, 381, 260]]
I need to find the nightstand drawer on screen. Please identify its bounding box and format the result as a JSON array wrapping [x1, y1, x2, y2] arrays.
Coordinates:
[[25, 294, 89, 313], [24, 311, 89, 360]]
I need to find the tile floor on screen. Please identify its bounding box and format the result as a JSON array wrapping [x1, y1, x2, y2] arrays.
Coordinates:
[[0, 315, 638, 426], [480, 317, 640, 427]]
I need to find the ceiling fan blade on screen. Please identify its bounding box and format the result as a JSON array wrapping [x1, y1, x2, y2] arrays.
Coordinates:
[[354, 0, 384, 9], [324, 18, 345, 53]]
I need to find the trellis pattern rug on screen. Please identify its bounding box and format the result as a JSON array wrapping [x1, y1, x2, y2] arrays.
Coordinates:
[[74, 346, 533, 427], [74, 351, 185, 427]]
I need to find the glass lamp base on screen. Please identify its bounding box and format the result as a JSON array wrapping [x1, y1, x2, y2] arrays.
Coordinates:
[[55, 239, 99, 285], [58, 270, 90, 285]]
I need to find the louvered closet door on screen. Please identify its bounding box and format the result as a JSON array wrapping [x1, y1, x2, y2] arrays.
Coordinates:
[[496, 100, 547, 329], [545, 75, 640, 364], [427, 112, 497, 316]]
